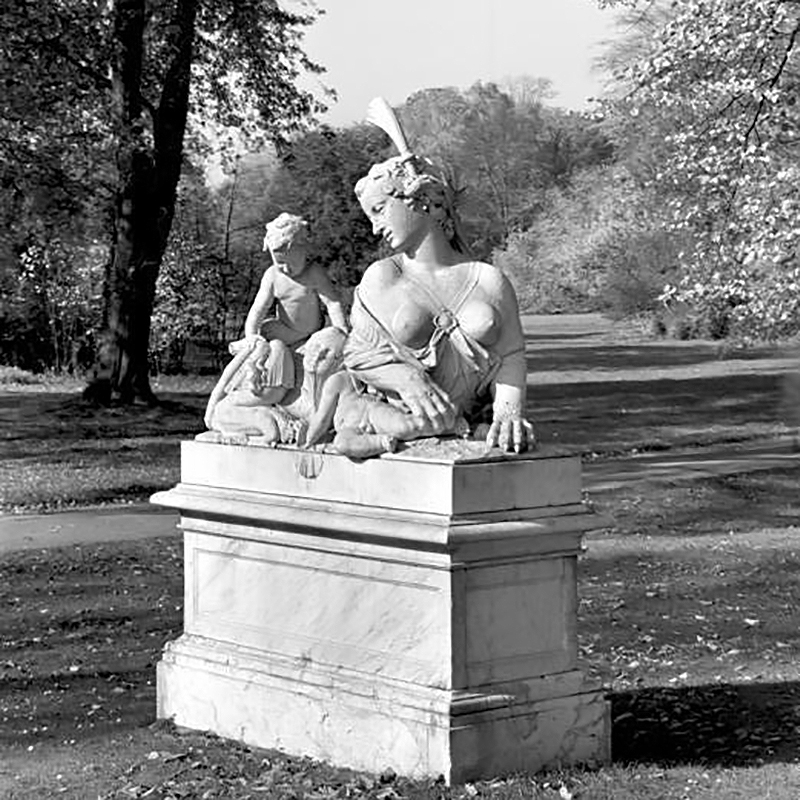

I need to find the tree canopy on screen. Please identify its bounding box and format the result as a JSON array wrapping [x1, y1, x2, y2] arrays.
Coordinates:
[[1, 0, 327, 397], [7, 0, 800, 383], [599, 0, 800, 338], [399, 83, 613, 260]]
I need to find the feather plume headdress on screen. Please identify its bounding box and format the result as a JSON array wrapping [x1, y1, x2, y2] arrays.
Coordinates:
[[362, 97, 469, 253]]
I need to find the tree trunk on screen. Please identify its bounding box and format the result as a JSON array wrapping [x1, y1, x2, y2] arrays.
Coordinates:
[[86, 0, 196, 405]]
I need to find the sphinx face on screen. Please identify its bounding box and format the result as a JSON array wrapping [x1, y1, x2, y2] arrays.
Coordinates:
[[359, 182, 428, 254]]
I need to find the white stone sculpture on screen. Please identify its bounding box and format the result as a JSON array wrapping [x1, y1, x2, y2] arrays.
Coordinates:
[[153, 99, 609, 784], [203, 212, 348, 443], [310, 99, 535, 458]]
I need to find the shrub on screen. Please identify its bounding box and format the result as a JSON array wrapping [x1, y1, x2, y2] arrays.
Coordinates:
[[495, 165, 680, 317], [659, 261, 800, 343], [600, 230, 682, 320], [495, 230, 598, 313], [0, 365, 44, 386]]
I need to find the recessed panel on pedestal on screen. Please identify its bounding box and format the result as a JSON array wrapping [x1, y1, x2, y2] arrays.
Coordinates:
[[152, 442, 610, 782]]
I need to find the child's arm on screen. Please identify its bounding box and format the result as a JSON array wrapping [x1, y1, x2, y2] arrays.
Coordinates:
[[243, 266, 277, 338], [308, 265, 349, 332]]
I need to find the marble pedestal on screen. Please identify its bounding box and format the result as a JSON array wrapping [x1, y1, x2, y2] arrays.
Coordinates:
[[151, 440, 609, 783]]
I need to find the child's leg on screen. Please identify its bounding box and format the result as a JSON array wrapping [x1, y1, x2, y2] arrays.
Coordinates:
[[333, 429, 397, 459], [255, 339, 295, 404], [304, 370, 350, 446]]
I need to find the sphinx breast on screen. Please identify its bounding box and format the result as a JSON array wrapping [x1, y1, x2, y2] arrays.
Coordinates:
[[390, 298, 501, 350], [391, 301, 436, 350], [458, 300, 501, 348]]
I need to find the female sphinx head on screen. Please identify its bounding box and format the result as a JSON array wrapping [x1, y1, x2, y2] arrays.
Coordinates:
[[355, 156, 466, 253]]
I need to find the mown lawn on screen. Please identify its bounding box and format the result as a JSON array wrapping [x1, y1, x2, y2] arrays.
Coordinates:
[[1, 317, 798, 512], [3, 467, 800, 798], [2, 316, 800, 798], [0, 376, 210, 513]]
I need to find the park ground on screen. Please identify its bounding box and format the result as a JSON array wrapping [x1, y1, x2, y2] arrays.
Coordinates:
[[2, 314, 800, 798]]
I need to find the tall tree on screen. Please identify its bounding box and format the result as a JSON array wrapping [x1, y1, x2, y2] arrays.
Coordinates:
[[102, 0, 326, 402], [1, 1, 112, 372], [599, 0, 800, 338], [399, 83, 549, 259], [399, 82, 612, 259], [2, 0, 325, 401]]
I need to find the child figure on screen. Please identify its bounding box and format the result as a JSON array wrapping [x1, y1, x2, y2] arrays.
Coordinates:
[[204, 212, 348, 436], [243, 212, 348, 346]]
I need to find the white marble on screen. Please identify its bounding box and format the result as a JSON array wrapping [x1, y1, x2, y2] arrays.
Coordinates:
[[158, 636, 608, 783], [183, 529, 452, 686], [152, 443, 610, 782], [174, 440, 582, 517]]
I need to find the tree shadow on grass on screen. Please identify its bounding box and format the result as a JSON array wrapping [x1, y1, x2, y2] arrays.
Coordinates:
[[0, 666, 161, 748], [533, 372, 785, 414], [529, 372, 791, 452], [527, 341, 734, 373], [526, 336, 788, 373], [0, 391, 206, 445], [585, 465, 800, 540], [2, 344, 795, 459], [612, 680, 800, 767], [526, 332, 617, 342]]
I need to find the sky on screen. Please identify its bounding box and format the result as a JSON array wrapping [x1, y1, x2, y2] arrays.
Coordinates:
[[295, 0, 620, 127]]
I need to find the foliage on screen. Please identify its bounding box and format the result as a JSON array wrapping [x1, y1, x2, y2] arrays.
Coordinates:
[[0, 0, 328, 395], [1, 238, 105, 372], [260, 124, 390, 296], [236, 90, 617, 313], [659, 262, 800, 341], [0, 1, 113, 233], [599, 0, 800, 340], [0, 2, 113, 372], [495, 165, 680, 316], [400, 83, 614, 260], [150, 165, 249, 373], [189, 2, 328, 151], [0, 366, 43, 386], [151, 85, 616, 342]]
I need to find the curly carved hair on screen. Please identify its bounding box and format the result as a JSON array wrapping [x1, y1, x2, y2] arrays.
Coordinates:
[[355, 156, 468, 253], [264, 212, 309, 253]]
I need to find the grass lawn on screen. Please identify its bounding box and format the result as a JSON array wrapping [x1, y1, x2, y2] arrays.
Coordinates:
[[2, 315, 800, 797], [3, 469, 800, 798], [1, 315, 798, 513], [0, 375, 210, 514]]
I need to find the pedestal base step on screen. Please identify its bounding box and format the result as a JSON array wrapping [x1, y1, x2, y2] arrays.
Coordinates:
[[158, 635, 610, 784]]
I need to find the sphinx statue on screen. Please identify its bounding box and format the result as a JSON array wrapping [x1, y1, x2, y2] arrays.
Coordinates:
[[302, 99, 535, 458], [201, 101, 534, 459]]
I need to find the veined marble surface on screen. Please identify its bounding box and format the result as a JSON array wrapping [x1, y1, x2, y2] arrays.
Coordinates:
[[161, 440, 583, 518], [155, 443, 609, 782]]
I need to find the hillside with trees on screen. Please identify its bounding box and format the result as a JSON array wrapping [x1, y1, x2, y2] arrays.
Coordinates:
[[2, 0, 799, 391], [1, 0, 326, 399], [595, 0, 800, 339]]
